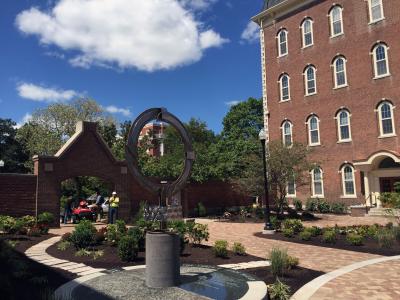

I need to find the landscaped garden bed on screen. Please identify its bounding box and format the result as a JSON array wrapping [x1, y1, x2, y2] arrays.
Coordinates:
[[255, 218, 400, 256]]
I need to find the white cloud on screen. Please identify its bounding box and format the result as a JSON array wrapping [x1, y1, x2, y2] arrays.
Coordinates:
[[15, 113, 32, 129], [241, 21, 259, 44], [17, 82, 79, 103], [16, 0, 227, 72], [200, 30, 229, 49], [104, 105, 131, 117], [225, 100, 241, 106]]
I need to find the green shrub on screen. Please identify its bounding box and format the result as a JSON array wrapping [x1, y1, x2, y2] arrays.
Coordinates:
[[305, 198, 318, 212], [92, 250, 104, 260], [330, 203, 347, 214], [61, 232, 72, 242], [75, 249, 91, 257], [305, 226, 323, 237], [286, 255, 299, 269], [253, 207, 264, 219], [322, 230, 336, 243], [196, 202, 207, 217], [269, 247, 288, 278], [17, 215, 36, 234], [283, 228, 294, 238], [105, 224, 120, 246], [282, 218, 304, 234], [393, 226, 400, 242], [116, 219, 127, 234], [346, 233, 363, 246], [94, 229, 106, 244], [270, 216, 282, 231], [187, 223, 209, 245], [27, 226, 41, 237], [57, 241, 71, 251], [317, 199, 331, 213], [232, 242, 246, 255], [269, 278, 290, 300], [127, 226, 145, 250], [117, 235, 138, 262], [376, 229, 395, 248], [213, 240, 228, 258], [366, 224, 379, 238], [386, 222, 393, 229], [379, 192, 400, 208], [299, 231, 312, 241], [37, 212, 54, 226], [0, 216, 17, 234], [70, 220, 96, 249], [293, 199, 303, 211]]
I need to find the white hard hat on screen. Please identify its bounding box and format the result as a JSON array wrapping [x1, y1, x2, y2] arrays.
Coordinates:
[[112, 191, 117, 195]]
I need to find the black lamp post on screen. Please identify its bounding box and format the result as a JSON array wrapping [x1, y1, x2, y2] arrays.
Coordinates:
[[259, 129, 274, 232]]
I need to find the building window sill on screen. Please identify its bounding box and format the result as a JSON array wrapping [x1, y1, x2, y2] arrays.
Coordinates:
[[378, 133, 397, 139], [369, 18, 385, 25], [311, 195, 324, 198], [337, 140, 352, 144], [333, 84, 348, 90], [330, 32, 344, 39], [279, 99, 291, 103], [309, 143, 321, 147], [277, 53, 288, 59], [286, 194, 296, 198], [373, 74, 391, 80], [301, 44, 313, 49], [305, 92, 317, 97]]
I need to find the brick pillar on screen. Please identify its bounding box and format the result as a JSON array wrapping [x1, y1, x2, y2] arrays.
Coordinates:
[[115, 166, 131, 222]]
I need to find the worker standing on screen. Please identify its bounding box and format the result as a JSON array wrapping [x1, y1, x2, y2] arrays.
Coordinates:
[[108, 191, 119, 224]]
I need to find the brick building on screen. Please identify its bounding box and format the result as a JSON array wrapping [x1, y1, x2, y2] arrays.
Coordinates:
[[252, 0, 400, 206], [139, 122, 166, 157]]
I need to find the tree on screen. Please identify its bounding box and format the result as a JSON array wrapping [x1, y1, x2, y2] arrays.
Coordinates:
[[0, 119, 29, 173], [16, 98, 116, 170]]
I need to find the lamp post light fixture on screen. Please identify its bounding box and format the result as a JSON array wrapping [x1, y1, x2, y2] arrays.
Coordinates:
[[0, 160, 4, 172], [258, 129, 274, 234]]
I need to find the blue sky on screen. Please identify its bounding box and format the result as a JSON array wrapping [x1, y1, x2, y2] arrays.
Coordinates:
[[0, 0, 263, 133]]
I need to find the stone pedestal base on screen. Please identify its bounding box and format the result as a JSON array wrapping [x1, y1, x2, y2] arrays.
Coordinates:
[[145, 232, 180, 288], [262, 229, 275, 235]]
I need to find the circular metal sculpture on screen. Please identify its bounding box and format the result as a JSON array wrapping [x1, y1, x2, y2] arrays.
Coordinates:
[[126, 108, 195, 207]]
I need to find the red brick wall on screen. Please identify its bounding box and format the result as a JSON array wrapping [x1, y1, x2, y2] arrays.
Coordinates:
[[262, 0, 400, 205], [0, 174, 37, 217], [182, 181, 254, 216]]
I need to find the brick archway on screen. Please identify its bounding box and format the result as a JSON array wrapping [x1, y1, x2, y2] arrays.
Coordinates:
[[33, 122, 131, 224]]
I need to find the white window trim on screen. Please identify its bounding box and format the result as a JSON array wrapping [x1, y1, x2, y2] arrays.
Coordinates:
[[281, 121, 293, 147], [304, 66, 317, 96], [372, 44, 390, 79], [277, 30, 288, 57], [286, 180, 297, 197], [341, 165, 357, 197], [279, 74, 291, 102], [307, 116, 321, 146], [329, 6, 344, 38], [332, 56, 348, 89], [335, 110, 352, 142], [311, 168, 324, 198], [368, 0, 385, 24], [377, 102, 396, 138], [301, 18, 314, 48]]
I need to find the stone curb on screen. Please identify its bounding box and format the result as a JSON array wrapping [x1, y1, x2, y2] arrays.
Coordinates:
[[291, 255, 400, 300]]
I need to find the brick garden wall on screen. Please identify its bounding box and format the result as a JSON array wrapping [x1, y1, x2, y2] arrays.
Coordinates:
[[0, 174, 37, 217]]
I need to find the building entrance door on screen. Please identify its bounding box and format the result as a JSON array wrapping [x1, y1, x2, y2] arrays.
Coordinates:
[[379, 177, 400, 192]]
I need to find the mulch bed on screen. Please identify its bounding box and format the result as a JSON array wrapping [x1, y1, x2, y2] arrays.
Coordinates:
[[0, 236, 74, 300], [254, 232, 400, 256]]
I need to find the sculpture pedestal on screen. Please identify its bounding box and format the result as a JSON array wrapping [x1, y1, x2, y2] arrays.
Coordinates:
[[145, 231, 180, 288]]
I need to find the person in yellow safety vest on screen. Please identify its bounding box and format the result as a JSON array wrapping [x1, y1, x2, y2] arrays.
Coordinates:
[[108, 191, 120, 224]]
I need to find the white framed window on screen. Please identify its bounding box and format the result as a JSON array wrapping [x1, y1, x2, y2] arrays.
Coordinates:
[[341, 164, 356, 197], [377, 101, 396, 137], [304, 65, 317, 96], [282, 120, 293, 147], [307, 115, 320, 146], [301, 18, 314, 48], [287, 176, 296, 197], [332, 56, 348, 88], [372, 43, 390, 78], [336, 110, 352, 142], [277, 29, 288, 57], [279, 74, 290, 101], [368, 0, 384, 23], [329, 5, 343, 37], [311, 167, 324, 197]]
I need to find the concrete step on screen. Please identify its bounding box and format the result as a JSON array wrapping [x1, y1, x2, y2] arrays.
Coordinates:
[[368, 208, 400, 217]]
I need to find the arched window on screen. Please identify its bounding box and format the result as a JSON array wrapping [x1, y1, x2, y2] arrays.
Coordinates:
[[277, 29, 288, 57], [368, 0, 384, 23], [304, 65, 317, 95], [282, 120, 293, 146], [301, 18, 313, 48], [287, 176, 296, 196], [311, 167, 324, 197], [279, 74, 290, 101], [307, 115, 320, 146], [377, 101, 395, 136], [329, 6, 343, 37], [333, 56, 347, 88], [372, 43, 390, 78], [336, 110, 352, 142], [341, 164, 356, 196]]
